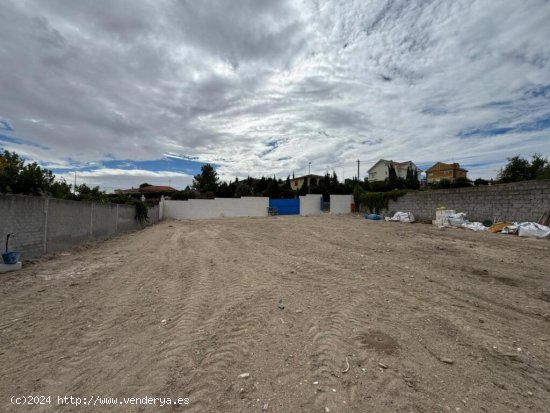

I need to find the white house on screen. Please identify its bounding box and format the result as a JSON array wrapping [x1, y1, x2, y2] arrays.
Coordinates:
[[367, 159, 422, 182]]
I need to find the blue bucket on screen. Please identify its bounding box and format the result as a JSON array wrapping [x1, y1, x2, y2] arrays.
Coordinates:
[[2, 251, 20, 265]]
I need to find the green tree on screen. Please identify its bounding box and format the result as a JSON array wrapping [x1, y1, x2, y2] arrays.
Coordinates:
[[265, 179, 281, 198], [452, 177, 472, 188], [387, 164, 398, 188], [139, 182, 152, 188], [530, 154, 550, 179], [76, 184, 107, 202], [49, 179, 73, 199], [497, 155, 532, 183], [192, 164, 219, 194], [474, 178, 489, 186], [0, 150, 24, 193], [0, 150, 54, 195], [405, 165, 419, 189], [298, 179, 309, 196]]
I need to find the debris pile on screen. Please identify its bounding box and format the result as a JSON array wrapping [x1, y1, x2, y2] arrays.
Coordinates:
[[431, 207, 550, 239], [385, 211, 415, 223]]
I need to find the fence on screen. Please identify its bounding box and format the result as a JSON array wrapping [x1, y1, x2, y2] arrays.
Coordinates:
[[161, 197, 268, 220], [384, 179, 550, 222], [0, 194, 159, 260], [330, 195, 354, 214], [299, 194, 323, 215]]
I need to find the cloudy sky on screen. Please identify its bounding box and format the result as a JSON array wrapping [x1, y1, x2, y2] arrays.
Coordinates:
[[1, 0, 549, 191]]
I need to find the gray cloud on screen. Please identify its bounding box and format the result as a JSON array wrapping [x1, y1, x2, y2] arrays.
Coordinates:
[[1, 0, 549, 189]]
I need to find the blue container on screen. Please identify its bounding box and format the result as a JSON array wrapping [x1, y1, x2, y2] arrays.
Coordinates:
[[2, 251, 20, 265], [364, 213, 381, 220]]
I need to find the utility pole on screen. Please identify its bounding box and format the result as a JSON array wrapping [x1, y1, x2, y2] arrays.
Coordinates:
[[308, 162, 311, 194], [357, 160, 360, 182], [73, 172, 77, 195]]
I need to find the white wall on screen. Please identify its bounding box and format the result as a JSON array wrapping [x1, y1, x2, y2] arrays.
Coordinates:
[[162, 197, 269, 220], [299, 194, 323, 215], [330, 195, 353, 214]]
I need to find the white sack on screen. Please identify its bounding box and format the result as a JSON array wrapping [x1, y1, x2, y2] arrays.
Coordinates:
[[461, 222, 487, 231], [517, 222, 550, 238], [385, 211, 415, 223]]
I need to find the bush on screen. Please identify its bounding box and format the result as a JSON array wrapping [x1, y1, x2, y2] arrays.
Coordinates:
[[358, 190, 408, 213], [134, 200, 149, 224]]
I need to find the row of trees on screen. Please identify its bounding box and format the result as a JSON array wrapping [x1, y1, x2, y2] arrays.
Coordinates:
[[181, 162, 428, 200], [3, 150, 550, 201], [0, 150, 145, 205], [175, 164, 378, 201]]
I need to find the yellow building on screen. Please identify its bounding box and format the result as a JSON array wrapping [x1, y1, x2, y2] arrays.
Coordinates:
[[289, 174, 325, 191], [426, 162, 468, 183]]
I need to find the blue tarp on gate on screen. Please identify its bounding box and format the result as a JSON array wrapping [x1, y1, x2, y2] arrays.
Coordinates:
[[269, 198, 300, 215]]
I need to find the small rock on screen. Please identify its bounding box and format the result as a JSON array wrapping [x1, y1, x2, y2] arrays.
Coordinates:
[[262, 402, 269, 410], [295, 310, 302, 313], [325, 408, 330, 413], [278, 299, 285, 310], [313, 381, 319, 385], [527, 391, 533, 396], [478, 318, 484, 323], [238, 373, 250, 379], [161, 319, 168, 326], [441, 358, 454, 364], [378, 362, 388, 369], [332, 388, 336, 392]]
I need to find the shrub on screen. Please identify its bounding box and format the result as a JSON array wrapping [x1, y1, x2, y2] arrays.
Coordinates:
[[134, 200, 149, 224], [358, 190, 408, 213]]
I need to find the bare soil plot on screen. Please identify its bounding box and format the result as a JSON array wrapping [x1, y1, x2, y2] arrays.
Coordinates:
[[1, 215, 549, 412]]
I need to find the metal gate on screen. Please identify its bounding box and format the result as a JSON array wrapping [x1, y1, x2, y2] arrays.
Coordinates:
[[269, 198, 300, 215]]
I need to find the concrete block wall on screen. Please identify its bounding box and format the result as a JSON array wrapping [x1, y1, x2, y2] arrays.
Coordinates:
[[299, 194, 323, 215], [330, 195, 354, 214], [162, 197, 269, 220], [46, 199, 93, 253], [116, 204, 137, 232], [0, 195, 46, 258], [149, 205, 160, 224], [385, 180, 550, 222], [0, 194, 158, 259], [92, 203, 118, 238]]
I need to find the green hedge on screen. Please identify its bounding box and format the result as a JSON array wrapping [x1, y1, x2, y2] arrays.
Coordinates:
[[358, 190, 408, 213]]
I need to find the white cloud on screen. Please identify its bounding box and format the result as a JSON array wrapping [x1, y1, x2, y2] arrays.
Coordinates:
[[0, 0, 549, 187], [57, 169, 193, 192]]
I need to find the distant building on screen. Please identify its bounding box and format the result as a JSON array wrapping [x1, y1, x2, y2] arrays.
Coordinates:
[[367, 159, 422, 182], [114, 185, 176, 194], [425, 162, 468, 183], [289, 174, 325, 190]]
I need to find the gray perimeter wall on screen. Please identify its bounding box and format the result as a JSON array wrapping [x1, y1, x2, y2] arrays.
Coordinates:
[[384, 179, 550, 222], [0, 195, 159, 260]]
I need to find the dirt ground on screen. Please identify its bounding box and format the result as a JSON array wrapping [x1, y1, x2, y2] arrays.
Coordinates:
[[1, 215, 549, 413]]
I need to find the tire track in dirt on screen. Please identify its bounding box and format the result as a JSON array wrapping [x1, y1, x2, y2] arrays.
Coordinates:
[[156, 221, 283, 412]]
